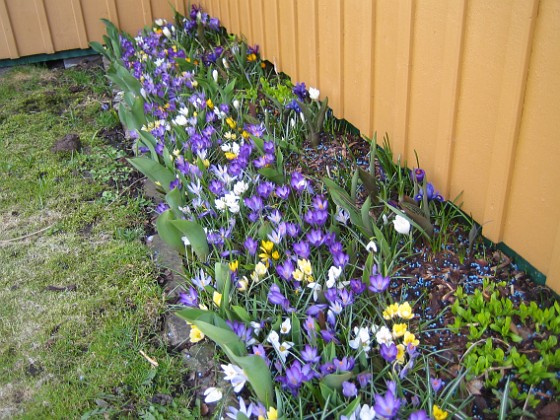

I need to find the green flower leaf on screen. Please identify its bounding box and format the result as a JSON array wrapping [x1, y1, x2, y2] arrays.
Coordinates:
[[128, 157, 175, 192], [170, 219, 210, 261]]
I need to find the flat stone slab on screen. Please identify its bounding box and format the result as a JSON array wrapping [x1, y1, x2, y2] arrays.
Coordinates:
[[148, 234, 183, 298], [163, 312, 190, 351]]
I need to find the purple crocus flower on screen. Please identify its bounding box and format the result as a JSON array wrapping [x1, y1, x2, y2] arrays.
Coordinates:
[[226, 320, 255, 346], [306, 229, 324, 247], [290, 172, 309, 193], [324, 288, 337, 303], [244, 195, 263, 212], [412, 168, 425, 184], [369, 272, 391, 293], [276, 259, 295, 281], [332, 251, 349, 268], [374, 382, 401, 419], [333, 356, 355, 372], [244, 237, 258, 255], [155, 202, 169, 214], [304, 210, 328, 226], [286, 99, 302, 114], [275, 185, 291, 200], [320, 361, 336, 376], [409, 410, 429, 420], [245, 123, 266, 137], [303, 316, 317, 337], [350, 279, 367, 295], [179, 286, 198, 307], [293, 240, 311, 259], [430, 377, 443, 393], [282, 360, 305, 396], [285, 222, 300, 237], [342, 381, 358, 398], [357, 372, 373, 388], [208, 17, 220, 30], [252, 344, 269, 366], [292, 82, 308, 101], [208, 179, 224, 195], [380, 343, 398, 362], [320, 329, 339, 344], [257, 181, 275, 198], [268, 284, 292, 312], [301, 344, 321, 364], [306, 304, 327, 316]]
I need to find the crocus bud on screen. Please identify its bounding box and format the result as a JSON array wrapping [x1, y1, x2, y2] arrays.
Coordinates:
[[309, 87, 320, 101], [233, 99, 240, 110], [412, 168, 425, 184], [393, 215, 411, 235], [162, 26, 171, 38], [212, 69, 218, 82]]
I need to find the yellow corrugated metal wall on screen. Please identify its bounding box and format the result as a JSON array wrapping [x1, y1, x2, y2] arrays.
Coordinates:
[[1, 0, 559, 292]]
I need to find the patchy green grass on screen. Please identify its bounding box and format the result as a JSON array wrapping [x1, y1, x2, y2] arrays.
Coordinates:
[[0, 64, 193, 419]]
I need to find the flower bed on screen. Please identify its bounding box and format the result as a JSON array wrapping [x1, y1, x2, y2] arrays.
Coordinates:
[[93, 6, 560, 419]]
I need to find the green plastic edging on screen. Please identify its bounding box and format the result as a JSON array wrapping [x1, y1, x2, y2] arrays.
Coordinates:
[[496, 241, 547, 285], [0, 48, 97, 68]]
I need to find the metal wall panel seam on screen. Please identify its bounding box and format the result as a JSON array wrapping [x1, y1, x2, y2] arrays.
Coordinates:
[[338, 0, 344, 116], [393, 0, 414, 160], [106, 0, 120, 27], [0, 0, 19, 58], [70, 0, 89, 49], [34, 0, 55, 53], [274, 0, 282, 70], [482, 0, 539, 243], [434, 0, 467, 198], [141, 0, 153, 25], [368, 0, 377, 139]]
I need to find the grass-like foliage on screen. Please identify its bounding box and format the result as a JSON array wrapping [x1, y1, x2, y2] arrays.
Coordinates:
[[94, 5, 559, 419], [0, 64, 197, 418]]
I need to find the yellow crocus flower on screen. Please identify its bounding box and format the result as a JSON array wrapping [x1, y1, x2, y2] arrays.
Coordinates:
[[433, 404, 448, 420]]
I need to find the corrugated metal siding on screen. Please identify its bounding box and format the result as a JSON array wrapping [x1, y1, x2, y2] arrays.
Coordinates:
[[1, 0, 559, 292]]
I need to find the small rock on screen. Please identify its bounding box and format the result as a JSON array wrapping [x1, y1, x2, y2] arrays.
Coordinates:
[[151, 393, 173, 406], [143, 179, 164, 202], [148, 234, 184, 299], [51, 134, 81, 153], [163, 313, 190, 350], [182, 341, 216, 375]]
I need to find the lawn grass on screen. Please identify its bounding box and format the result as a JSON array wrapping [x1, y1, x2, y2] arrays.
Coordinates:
[[0, 64, 194, 419]]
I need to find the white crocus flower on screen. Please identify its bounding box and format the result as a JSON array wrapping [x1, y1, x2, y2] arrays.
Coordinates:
[[326, 266, 342, 288], [393, 215, 411, 234], [254, 262, 268, 277], [181, 236, 190, 246], [233, 180, 249, 196], [267, 330, 293, 363], [358, 404, 376, 420], [366, 240, 378, 253], [348, 326, 372, 352], [375, 326, 394, 345], [309, 87, 320, 100], [154, 18, 165, 26], [178, 106, 189, 116], [203, 387, 223, 403], [307, 282, 322, 301], [215, 198, 226, 211], [162, 26, 172, 38], [212, 69, 218, 83], [233, 99, 240, 110], [335, 207, 350, 224], [221, 364, 248, 393], [173, 114, 188, 126], [280, 318, 291, 335]]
